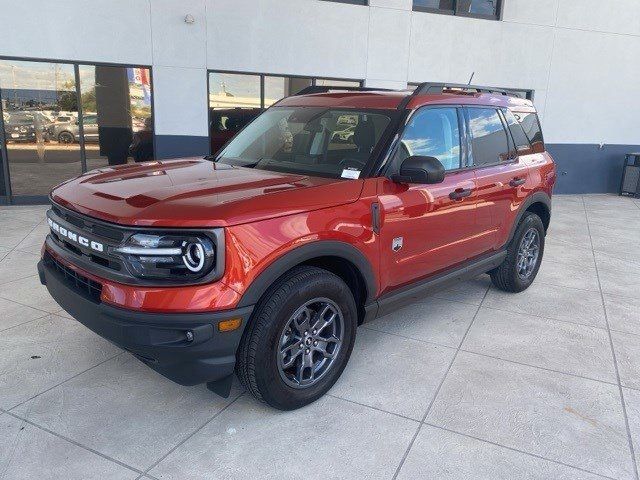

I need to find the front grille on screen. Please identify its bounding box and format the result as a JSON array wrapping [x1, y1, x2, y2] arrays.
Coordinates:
[[44, 251, 102, 302], [52, 204, 124, 242]]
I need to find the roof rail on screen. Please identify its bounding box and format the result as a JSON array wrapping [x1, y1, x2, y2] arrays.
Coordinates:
[[413, 82, 520, 97], [293, 85, 394, 96]]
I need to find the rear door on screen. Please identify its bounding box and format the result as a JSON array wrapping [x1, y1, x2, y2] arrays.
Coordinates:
[[466, 106, 530, 252], [378, 106, 480, 293]]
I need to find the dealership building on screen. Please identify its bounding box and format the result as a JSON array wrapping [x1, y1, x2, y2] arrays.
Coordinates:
[[0, 0, 638, 203]]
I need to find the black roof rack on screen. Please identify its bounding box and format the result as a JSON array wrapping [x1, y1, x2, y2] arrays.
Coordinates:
[[413, 82, 522, 97], [293, 85, 394, 96]]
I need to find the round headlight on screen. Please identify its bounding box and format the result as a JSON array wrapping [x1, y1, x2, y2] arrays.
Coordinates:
[[182, 241, 206, 272]]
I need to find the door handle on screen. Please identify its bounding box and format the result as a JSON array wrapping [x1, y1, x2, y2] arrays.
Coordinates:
[[449, 188, 473, 200], [509, 177, 526, 187]]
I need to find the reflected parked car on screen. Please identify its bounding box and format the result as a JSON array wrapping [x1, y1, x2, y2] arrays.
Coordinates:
[[209, 108, 261, 155], [4, 112, 36, 143], [47, 114, 99, 143]]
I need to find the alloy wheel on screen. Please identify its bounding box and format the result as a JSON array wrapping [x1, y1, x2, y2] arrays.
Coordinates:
[[516, 227, 540, 279], [277, 298, 344, 389]]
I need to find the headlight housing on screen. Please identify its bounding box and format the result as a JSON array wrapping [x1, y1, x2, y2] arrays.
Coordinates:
[[113, 231, 221, 282]]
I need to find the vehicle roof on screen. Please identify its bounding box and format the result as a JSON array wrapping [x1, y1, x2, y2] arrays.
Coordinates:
[[277, 89, 537, 113]]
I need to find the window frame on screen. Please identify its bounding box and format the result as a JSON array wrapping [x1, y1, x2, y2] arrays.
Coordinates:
[[412, 0, 504, 21], [0, 54, 155, 205]]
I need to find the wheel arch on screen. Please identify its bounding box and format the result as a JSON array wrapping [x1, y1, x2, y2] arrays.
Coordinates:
[[507, 192, 551, 244], [236, 241, 377, 324]]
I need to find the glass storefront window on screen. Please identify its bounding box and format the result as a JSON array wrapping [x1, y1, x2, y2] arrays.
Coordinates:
[[314, 78, 362, 88], [0, 60, 81, 197], [264, 76, 313, 107], [0, 59, 155, 201], [79, 65, 154, 168]]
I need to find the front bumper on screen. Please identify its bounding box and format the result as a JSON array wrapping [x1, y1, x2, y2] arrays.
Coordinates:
[[38, 255, 253, 386]]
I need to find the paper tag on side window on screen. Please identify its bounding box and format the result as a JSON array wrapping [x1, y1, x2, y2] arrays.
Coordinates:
[[341, 168, 361, 180]]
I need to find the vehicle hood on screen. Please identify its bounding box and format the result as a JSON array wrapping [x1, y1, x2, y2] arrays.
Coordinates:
[[51, 158, 363, 227]]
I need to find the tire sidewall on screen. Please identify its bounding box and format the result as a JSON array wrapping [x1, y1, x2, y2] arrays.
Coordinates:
[[509, 213, 545, 290], [253, 272, 357, 410]]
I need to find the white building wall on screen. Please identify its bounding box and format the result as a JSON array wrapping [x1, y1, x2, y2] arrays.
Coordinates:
[[0, 0, 639, 190]]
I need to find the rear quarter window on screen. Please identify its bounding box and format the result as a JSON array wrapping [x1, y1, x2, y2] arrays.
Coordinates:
[[513, 111, 545, 153]]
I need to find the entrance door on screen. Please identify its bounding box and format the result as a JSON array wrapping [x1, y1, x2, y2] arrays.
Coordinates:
[[0, 60, 82, 202]]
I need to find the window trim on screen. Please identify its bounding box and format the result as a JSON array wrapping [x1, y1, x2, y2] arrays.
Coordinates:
[[412, 0, 504, 21]]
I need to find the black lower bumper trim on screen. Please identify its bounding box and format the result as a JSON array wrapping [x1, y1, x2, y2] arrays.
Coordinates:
[[38, 258, 253, 386]]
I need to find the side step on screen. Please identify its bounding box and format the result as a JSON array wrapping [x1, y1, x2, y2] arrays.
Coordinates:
[[371, 250, 506, 320]]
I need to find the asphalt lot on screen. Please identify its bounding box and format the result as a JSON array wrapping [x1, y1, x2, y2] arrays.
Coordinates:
[[1, 194, 640, 479]]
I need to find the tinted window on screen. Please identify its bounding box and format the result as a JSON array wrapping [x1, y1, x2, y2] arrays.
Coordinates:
[[514, 112, 544, 153], [467, 108, 509, 166], [264, 76, 313, 108], [457, 0, 498, 15], [394, 107, 461, 171], [503, 109, 531, 152], [413, 0, 500, 18], [413, 0, 454, 11], [321, 0, 367, 4]]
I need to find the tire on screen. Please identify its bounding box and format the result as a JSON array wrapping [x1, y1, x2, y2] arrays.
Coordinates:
[[58, 132, 75, 144], [236, 266, 357, 410], [490, 212, 545, 293]]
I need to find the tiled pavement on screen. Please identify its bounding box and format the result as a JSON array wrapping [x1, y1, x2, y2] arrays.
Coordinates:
[[0, 194, 640, 479]]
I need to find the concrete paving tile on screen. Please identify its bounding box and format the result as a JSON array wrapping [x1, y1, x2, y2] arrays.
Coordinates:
[[543, 239, 594, 267], [150, 395, 417, 480], [0, 315, 120, 409], [0, 275, 62, 313], [0, 412, 137, 480], [621, 387, 640, 474], [595, 252, 640, 298], [546, 223, 592, 248], [0, 249, 41, 285], [483, 282, 606, 328], [13, 222, 49, 255], [426, 352, 635, 480], [430, 274, 491, 305], [606, 294, 640, 336], [0, 297, 49, 331], [0, 246, 9, 261], [366, 297, 480, 348], [329, 328, 455, 420], [612, 331, 640, 390], [397, 425, 605, 480], [535, 256, 600, 292], [13, 354, 242, 471], [462, 307, 616, 383]]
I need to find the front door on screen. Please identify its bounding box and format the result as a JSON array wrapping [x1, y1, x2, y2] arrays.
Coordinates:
[[378, 106, 480, 294]]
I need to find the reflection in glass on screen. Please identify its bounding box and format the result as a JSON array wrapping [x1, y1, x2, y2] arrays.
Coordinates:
[[467, 108, 509, 166], [456, 0, 497, 15], [413, 0, 454, 10], [79, 65, 154, 169], [0, 60, 81, 196], [209, 72, 262, 154], [264, 76, 313, 107]]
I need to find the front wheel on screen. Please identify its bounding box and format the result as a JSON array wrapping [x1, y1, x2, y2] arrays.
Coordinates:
[[236, 266, 357, 410], [490, 212, 545, 293]]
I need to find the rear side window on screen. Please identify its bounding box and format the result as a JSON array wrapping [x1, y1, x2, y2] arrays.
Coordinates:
[[513, 111, 544, 153], [503, 109, 531, 153], [466, 108, 510, 167]]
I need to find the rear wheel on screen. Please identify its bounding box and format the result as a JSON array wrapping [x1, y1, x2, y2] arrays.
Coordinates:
[[58, 131, 75, 144], [490, 212, 545, 292], [236, 266, 357, 410]]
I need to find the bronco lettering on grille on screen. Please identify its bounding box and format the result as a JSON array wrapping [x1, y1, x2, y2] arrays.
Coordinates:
[[48, 218, 104, 253]]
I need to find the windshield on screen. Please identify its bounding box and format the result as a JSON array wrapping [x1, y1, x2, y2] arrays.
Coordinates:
[[216, 107, 393, 179]]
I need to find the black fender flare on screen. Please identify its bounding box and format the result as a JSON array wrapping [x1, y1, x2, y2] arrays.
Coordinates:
[[236, 240, 377, 308], [506, 191, 552, 244]]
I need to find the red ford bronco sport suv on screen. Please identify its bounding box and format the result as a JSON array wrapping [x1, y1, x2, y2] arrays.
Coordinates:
[[38, 83, 555, 410]]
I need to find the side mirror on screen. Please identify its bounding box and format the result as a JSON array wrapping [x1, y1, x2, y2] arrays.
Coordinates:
[[392, 155, 445, 184]]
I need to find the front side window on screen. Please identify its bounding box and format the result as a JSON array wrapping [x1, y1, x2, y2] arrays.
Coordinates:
[[217, 107, 392, 179], [393, 107, 461, 171], [466, 108, 510, 166]]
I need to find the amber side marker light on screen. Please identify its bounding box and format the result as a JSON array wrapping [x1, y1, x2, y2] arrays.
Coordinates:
[[218, 318, 242, 332]]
